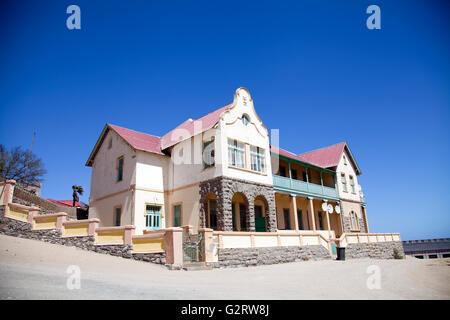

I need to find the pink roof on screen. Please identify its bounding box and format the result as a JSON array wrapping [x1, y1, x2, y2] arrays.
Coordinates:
[[161, 103, 233, 149], [47, 199, 87, 208], [108, 124, 164, 155], [297, 142, 346, 168]]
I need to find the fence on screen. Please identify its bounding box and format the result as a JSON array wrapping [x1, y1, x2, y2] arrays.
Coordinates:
[[0, 179, 182, 268]]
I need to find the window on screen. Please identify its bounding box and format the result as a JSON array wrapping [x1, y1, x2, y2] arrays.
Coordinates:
[[283, 208, 291, 229], [350, 211, 360, 231], [343, 155, 347, 165], [341, 173, 347, 192], [108, 138, 112, 149], [242, 114, 250, 126], [297, 210, 303, 230], [228, 139, 245, 168], [145, 205, 161, 230], [349, 175, 355, 193], [117, 156, 124, 182], [173, 204, 181, 227], [250, 146, 266, 173], [114, 207, 121, 226], [208, 200, 217, 229], [239, 204, 247, 231], [279, 166, 287, 177], [202, 140, 215, 169], [318, 212, 324, 230]]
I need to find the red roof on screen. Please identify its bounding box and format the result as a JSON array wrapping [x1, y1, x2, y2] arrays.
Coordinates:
[[47, 199, 87, 208], [161, 103, 233, 149], [109, 124, 164, 155], [297, 142, 346, 168]]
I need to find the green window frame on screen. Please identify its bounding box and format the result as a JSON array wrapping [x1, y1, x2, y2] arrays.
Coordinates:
[[145, 205, 161, 230], [173, 204, 181, 227]]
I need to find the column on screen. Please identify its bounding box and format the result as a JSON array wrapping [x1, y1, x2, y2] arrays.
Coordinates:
[[308, 197, 316, 231], [362, 206, 369, 233], [2, 179, 16, 205], [325, 204, 332, 238], [290, 194, 299, 231]]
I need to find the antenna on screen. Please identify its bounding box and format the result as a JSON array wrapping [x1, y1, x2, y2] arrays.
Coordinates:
[[23, 131, 36, 183]]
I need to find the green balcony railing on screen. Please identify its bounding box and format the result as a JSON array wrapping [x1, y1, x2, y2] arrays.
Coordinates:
[[273, 175, 339, 200]]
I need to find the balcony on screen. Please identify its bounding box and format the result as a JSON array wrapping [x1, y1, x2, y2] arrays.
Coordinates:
[[273, 175, 339, 201]]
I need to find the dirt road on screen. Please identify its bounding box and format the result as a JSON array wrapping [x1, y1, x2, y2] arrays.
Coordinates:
[[0, 234, 448, 299]]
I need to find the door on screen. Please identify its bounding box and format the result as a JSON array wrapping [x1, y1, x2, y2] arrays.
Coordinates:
[[255, 205, 266, 232], [145, 205, 161, 230], [283, 208, 291, 229], [239, 203, 247, 231]]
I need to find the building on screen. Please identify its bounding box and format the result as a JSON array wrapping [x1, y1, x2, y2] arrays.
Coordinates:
[[85, 87, 369, 241], [402, 239, 450, 259]]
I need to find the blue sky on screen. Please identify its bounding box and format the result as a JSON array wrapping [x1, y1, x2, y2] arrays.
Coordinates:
[[0, 0, 449, 240]]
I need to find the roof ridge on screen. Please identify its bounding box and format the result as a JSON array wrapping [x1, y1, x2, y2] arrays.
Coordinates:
[[299, 141, 346, 156], [108, 123, 162, 138]]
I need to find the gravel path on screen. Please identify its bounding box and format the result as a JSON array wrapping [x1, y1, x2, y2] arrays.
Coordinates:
[[0, 234, 449, 299]]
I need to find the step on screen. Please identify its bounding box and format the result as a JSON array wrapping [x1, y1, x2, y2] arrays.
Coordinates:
[[182, 262, 212, 271]]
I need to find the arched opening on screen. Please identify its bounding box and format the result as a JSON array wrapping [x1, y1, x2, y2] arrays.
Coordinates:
[[231, 192, 249, 231], [205, 193, 217, 230], [254, 195, 268, 232]]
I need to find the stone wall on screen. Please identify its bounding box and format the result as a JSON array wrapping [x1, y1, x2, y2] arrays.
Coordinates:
[[342, 215, 367, 233], [345, 241, 405, 259], [0, 205, 165, 264], [13, 187, 77, 218], [217, 245, 331, 268], [199, 176, 277, 232]]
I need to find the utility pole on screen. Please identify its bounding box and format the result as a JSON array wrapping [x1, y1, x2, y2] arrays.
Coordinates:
[[23, 131, 36, 184]]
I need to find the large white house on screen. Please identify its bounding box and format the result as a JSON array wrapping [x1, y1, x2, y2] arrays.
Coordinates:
[[86, 87, 368, 240]]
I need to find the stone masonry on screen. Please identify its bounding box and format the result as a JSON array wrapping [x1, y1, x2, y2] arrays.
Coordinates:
[[217, 245, 331, 268], [345, 241, 405, 259], [199, 176, 277, 232]]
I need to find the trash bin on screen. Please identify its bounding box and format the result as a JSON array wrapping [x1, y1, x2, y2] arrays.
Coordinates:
[[337, 247, 345, 261]]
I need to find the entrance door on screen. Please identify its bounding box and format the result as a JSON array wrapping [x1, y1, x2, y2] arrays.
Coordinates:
[[239, 203, 247, 231], [208, 199, 217, 229], [145, 205, 161, 230], [255, 205, 266, 232]]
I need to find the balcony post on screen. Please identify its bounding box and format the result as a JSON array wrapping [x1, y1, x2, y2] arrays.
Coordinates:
[[320, 171, 324, 194], [305, 166, 309, 192], [290, 194, 299, 231], [288, 161, 292, 189], [308, 197, 316, 231]]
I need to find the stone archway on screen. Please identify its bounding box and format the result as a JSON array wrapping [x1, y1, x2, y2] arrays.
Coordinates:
[[254, 195, 269, 232]]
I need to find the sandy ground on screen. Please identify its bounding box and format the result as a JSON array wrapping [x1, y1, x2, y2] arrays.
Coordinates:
[[0, 234, 449, 300]]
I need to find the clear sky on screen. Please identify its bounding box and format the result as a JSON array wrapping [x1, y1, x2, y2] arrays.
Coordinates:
[[1, 0, 449, 240]]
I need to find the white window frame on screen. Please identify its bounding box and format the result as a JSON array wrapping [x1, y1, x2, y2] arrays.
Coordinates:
[[228, 139, 245, 169], [250, 145, 266, 173]]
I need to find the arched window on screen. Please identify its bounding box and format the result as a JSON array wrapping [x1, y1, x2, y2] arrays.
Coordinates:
[[350, 211, 360, 231]]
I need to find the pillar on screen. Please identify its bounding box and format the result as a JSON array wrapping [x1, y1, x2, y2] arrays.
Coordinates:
[[2, 179, 16, 205], [308, 197, 316, 231], [200, 228, 216, 263], [123, 225, 136, 245], [164, 227, 183, 266], [362, 206, 369, 233], [290, 194, 299, 231]]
